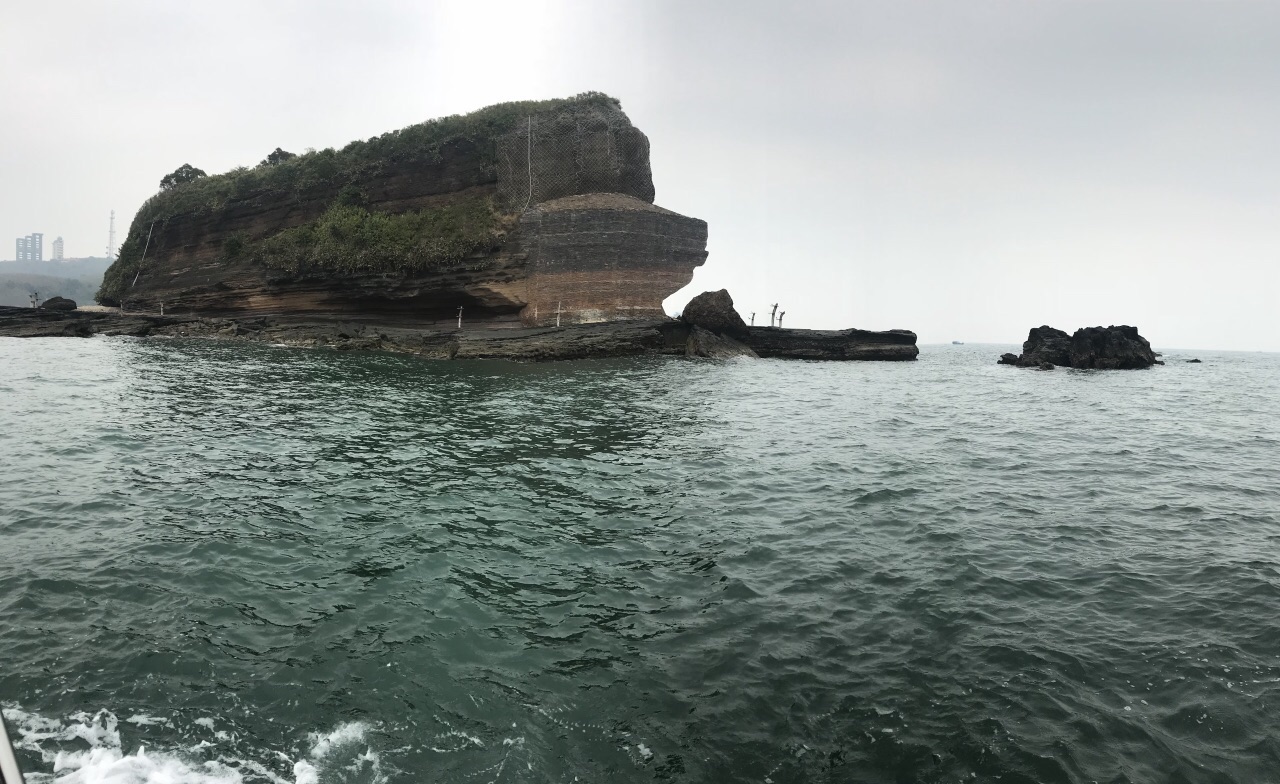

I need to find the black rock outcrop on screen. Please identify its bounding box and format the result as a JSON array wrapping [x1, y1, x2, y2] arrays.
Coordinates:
[[0, 305, 180, 337], [1000, 325, 1160, 369], [677, 289, 918, 360], [681, 289, 748, 338], [40, 296, 77, 311], [998, 325, 1072, 367], [1069, 325, 1160, 369], [743, 326, 919, 361]]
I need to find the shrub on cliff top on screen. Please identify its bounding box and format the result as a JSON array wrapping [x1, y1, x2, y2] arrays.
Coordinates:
[[261, 147, 296, 166], [98, 92, 620, 303], [159, 163, 207, 191]]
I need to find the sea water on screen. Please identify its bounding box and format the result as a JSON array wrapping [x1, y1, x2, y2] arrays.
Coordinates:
[[1, 337, 1277, 782]]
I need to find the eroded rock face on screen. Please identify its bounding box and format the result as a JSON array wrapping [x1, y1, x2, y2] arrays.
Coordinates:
[[1069, 325, 1159, 369], [519, 194, 706, 325], [105, 98, 704, 325], [681, 289, 748, 338], [496, 102, 655, 206], [1017, 325, 1073, 367], [1000, 325, 1160, 369]]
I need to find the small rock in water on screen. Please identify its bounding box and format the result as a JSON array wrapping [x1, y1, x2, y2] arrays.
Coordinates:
[[999, 324, 1159, 369]]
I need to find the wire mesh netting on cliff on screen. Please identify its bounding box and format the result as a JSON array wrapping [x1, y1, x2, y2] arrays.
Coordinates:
[[496, 104, 657, 211]]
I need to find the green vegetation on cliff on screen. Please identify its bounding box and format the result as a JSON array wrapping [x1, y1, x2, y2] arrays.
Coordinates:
[[252, 194, 500, 275], [99, 92, 620, 304]]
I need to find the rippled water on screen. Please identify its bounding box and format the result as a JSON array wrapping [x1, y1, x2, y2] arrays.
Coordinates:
[[1, 337, 1278, 783]]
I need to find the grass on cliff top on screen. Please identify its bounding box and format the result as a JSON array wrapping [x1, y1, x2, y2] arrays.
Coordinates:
[[98, 92, 618, 303]]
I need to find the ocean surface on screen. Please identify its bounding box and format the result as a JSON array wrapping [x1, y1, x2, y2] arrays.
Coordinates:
[[1, 336, 1278, 784]]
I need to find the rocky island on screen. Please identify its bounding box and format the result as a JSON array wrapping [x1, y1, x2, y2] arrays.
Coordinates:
[[999, 325, 1160, 369], [1, 94, 918, 361]]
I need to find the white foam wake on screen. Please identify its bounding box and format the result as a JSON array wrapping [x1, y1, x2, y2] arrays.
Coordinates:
[[1, 707, 384, 784]]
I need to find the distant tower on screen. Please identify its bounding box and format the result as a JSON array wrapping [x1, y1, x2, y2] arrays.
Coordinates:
[[107, 210, 116, 259], [15, 233, 43, 261], [52, 236, 64, 261]]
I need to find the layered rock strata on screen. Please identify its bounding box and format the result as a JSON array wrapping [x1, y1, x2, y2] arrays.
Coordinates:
[[0, 306, 920, 363], [743, 326, 919, 360], [520, 194, 707, 325], [0, 305, 196, 338]]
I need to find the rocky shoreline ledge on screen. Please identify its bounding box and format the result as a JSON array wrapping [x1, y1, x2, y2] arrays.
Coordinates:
[[0, 305, 920, 362]]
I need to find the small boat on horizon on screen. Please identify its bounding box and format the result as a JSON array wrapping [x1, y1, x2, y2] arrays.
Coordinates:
[[952, 340, 964, 345]]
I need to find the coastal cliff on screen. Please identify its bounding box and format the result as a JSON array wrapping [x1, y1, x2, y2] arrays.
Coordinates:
[[99, 94, 707, 326]]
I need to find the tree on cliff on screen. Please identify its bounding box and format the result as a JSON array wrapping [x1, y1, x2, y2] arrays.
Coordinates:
[[261, 147, 297, 166], [159, 163, 208, 191]]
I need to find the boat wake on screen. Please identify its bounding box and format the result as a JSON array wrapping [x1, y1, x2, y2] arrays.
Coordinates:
[[2, 706, 384, 784]]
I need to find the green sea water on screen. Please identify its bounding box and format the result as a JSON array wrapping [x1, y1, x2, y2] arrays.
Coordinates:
[[1, 337, 1278, 783]]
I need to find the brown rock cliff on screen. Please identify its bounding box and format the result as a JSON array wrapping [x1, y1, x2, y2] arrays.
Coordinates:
[[102, 95, 705, 326]]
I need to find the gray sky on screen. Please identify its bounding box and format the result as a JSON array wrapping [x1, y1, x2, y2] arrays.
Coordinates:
[[3, 0, 1277, 350]]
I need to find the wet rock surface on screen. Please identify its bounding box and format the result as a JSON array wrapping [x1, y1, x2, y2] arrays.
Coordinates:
[[685, 325, 758, 359]]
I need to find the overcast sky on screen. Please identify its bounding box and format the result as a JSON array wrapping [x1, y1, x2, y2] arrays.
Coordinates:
[[3, 0, 1277, 350]]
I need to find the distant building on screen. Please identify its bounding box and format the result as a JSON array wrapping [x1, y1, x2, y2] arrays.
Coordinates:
[[15, 233, 43, 262], [52, 236, 64, 261]]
